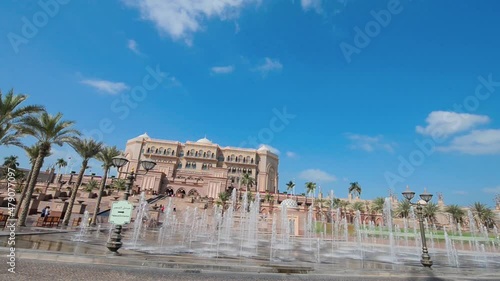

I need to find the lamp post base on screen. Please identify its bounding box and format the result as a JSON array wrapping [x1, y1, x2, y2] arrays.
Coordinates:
[[106, 225, 123, 255], [420, 253, 433, 268]]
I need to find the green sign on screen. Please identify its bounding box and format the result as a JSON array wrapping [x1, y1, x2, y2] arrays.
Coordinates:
[[109, 200, 133, 225]]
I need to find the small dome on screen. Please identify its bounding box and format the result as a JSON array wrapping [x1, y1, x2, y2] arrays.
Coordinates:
[[130, 132, 150, 142], [196, 137, 212, 144], [257, 144, 271, 151], [280, 198, 299, 209]]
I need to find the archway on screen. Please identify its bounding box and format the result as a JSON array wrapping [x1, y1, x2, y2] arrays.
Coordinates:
[[188, 188, 200, 197]]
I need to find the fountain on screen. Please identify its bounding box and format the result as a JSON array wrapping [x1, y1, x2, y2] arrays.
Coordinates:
[[72, 211, 90, 242]]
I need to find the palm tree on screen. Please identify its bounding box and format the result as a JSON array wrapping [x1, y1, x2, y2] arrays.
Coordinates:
[[338, 200, 350, 218], [112, 178, 127, 191], [423, 202, 440, 224], [55, 158, 67, 181], [371, 197, 385, 214], [395, 199, 411, 218], [240, 172, 256, 191], [348, 182, 362, 199], [62, 138, 103, 226], [13, 144, 47, 218], [305, 182, 316, 197], [286, 180, 295, 194], [351, 201, 365, 212], [0, 89, 45, 146], [445, 204, 465, 225], [91, 145, 120, 225], [2, 155, 19, 170], [331, 197, 341, 209], [85, 179, 99, 193], [217, 191, 230, 213], [471, 202, 496, 228], [264, 191, 274, 203], [17, 112, 79, 226]]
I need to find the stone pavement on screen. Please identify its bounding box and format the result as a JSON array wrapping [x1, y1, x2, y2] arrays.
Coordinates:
[[0, 259, 493, 281]]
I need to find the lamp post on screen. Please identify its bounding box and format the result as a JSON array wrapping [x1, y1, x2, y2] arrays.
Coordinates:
[[106, 156, 156, 255], [402, 186, 433, 268]]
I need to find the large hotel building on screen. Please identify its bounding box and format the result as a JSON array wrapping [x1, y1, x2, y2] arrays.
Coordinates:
[[120, 133, 279, 198]]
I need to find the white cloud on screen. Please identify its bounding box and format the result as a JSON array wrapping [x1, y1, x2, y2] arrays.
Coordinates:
[[286, 151, 297, 158], [342, 177, 349, 182], [258, 144, 280, 154], [210, 65, 235, 74], [437, 129, 500, 155], [254, 57, 283, 75], [301, 0, 322, 13], [122, 0, 260, 45], [80, 79, 129, 95], [345, 133, 395, 153], [482, 186, 500, 194], [298, 169, 337, 182], [416, 111, 490, 138], [127, 39, 141, 54]]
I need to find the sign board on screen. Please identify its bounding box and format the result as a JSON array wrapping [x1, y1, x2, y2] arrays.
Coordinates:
[[109, 200, 134, 225]]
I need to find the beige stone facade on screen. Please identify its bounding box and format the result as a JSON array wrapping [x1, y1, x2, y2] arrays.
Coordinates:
[[120, 133, 279, 198]]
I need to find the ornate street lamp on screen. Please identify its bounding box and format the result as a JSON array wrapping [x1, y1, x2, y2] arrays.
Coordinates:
[[402, 186, 433, 268], [106, 156, 156, 255]]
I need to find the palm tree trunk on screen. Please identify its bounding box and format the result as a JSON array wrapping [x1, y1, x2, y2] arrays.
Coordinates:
[[14, 163, 34, 218], [91, 167, 108, 226], [17, 151, 46, 227], [62, 160, 87, 226]]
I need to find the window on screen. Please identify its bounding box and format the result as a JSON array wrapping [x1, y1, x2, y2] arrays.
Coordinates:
[[251, 158, 254, 164], [203, 152, 206, 158], [248, 169, 252, 174], [180, 150, 184, 157], [212, 153, 215, 158], [172, 150, 175, 156], [230, 154, 235, 161], [177, 163, 182, 169], [227, 156, 230, 161]]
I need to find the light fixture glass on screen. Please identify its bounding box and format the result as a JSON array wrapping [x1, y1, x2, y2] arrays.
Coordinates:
[[141, 160, 156, 171], [402, 186, 415, 201], [420, 188, 433, 203], [112, 156, 129, 168]]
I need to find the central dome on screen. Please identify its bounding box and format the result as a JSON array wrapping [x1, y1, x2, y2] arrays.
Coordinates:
[[280, 198, 299, 209], [196, 137, 212, 144]]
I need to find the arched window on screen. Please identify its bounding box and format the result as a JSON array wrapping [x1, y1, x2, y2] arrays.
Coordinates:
[[251, 158, 254, 164], [177, 163, 182, 169], [186, 150, 190, 156], [190, 149, 195, 156], [146, 147, 151, 153], [227, 156, 230, 161], [230, 154, 235, 161], [207, 150, 211, 158], [238, 155, 243, 162], [167, 148, 171, 155], [212, 153, 215, 158], [199, 150, 203, 157], [195, 151, 198, 157], [203, 152, 206, 158], [248, 169, 252, 174], [172, 150, 175, 156], [246, 156, 251, 163]]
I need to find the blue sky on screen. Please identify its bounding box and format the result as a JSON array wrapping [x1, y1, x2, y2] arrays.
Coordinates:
[[1, 0, 500, 207]]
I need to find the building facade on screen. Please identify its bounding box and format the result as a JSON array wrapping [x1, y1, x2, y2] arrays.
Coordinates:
[[120, 133, 279, 198]]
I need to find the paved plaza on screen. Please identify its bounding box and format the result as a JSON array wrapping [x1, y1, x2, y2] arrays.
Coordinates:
[[2, 259, 498, 281]]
